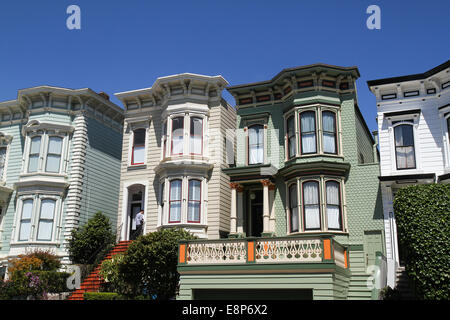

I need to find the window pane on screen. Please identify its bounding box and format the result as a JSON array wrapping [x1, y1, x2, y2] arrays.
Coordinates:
[[37, 220, 53, 241], [170, 180, 182, 200], [28, 155, 39, 172], [46, 154, 61, 172], [289, 185, 298, 232], [303, 181, 320, 229], [188, 201, 200, 222], [249, 125, 264, 164], [172, 117, 184, 155], [48, 137, 62, 155], [301, 112, 316, 154], [132, 146, 145, 164], [30, 136, 41, 154], [322, 112, 336, 154], [19, 199, 33, 241], [40, 199, 55, 219], [169, 202, 181, 222], [395, 125, 415, 169], [133, 129, 146, 145], [287, 116, 296, 158], [189, 180, 201, 201], [190, 135, 202, 155], [37, 199, 55, 241], [326, 181, 341, 230]]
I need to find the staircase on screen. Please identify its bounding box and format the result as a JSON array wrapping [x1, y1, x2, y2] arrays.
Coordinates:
[[67, 240, 132, 300], [395, 266, 416, 299]]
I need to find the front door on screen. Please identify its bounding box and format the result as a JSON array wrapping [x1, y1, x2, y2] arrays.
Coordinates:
[[129, 203, 142, 240], [364, 230, 384, 267], [248, 190, 263, 237]]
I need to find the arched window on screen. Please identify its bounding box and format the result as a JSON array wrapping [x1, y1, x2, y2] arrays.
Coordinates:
[[286, 115, 296, 159], [322, 111, 337, 154], [187, 179, 201, 223], [169, 179, 182, 223], [394, 124, 415, 169], [28, 136, 41, 172], [132, 129, 146, 165], [300, 111, 316, 154], [171, 117, 184, 155], [46, 136, 63, 173], [248, 124, 264, 164], [302, 181, 320, 230], [190, 117, 203, 155], [37, 199, 56, 241], [289, 184, 299, 233], [326, 181, 342, 230]]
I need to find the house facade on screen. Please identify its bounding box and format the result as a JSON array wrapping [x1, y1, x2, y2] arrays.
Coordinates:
[[367, 60, 450, 288], [177, 64, 386, 300], [0, 86, 124, 276], [114, 73, 236, 241]]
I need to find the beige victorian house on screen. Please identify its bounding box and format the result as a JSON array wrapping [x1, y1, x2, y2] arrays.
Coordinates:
[[114, 74, 236, 240]]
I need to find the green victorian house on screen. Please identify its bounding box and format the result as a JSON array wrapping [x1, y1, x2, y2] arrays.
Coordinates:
[[177, 64, 386, 300]]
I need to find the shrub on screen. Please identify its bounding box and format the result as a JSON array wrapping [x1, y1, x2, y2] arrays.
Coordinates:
[[117, 228, 197, 299], [68, 212, 115, 265], [393, 183, 450, 300], [98, 254, 130, 293], [84, 292, 119, 300]]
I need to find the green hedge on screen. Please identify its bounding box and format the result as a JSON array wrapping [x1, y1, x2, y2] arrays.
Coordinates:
[[83, 292, 151, 300], [393, 183, 449, 300]]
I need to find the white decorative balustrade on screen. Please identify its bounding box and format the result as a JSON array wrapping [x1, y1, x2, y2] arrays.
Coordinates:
[[255, 238, 322, 263], [186, 241, 247, 264]]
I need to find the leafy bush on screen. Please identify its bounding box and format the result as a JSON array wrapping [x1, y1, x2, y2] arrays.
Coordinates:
[[2, 251, 70, 300], [98, 254, 130, 293], [84, 292, 119, 300], [116, 228, 197, 299], [393, 183, 450, 300], [68, 212, 115, 265]]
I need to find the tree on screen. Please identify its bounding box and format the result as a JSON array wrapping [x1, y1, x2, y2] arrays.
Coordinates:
[[393, 183, 449, 300], [116, 228, 196, 299], [68, 212, 115, 265]]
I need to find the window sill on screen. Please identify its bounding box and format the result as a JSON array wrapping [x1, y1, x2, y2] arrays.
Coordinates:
[[287, 230, 348, 237], [10, 241, 59, 247]]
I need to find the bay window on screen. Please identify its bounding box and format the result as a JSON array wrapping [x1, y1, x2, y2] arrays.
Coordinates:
[[131, 128, 146, 165], [169, 179, 182, 223], [394, 124, 416, 169], [46, 136, 63, 173], [322, 111, 337, 154], [248, 124, 264, 164], [326, 181, 342, 230], [300, 111, 316, 154], [286, 115, 296, 159], [302, 181, 320, 230], [190, 117, 203, 155], [289, 184, 299, 233], [28, 136, 41, 173], [171, 117, 184, 155], [37, 199, 56, 241], [187, 179, 201, 222]]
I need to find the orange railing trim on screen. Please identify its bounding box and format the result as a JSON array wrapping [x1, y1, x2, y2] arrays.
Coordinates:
[[323, 239, 332, 260], [247, 241, 255, 262], [179, 244, 186, 263]]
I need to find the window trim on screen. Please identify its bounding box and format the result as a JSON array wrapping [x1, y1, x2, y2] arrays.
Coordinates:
[[286, 115, 296, 160], [393, 123, 416, 170], [131, 128, 146, 165], [36, 198, 56, 241], [45, 135, 63, 173], [299, 110, 317, 155], [189, 116, 203, 156], [187, 179, 202, 223], [322, 110, 338, 155], [168, 179, 182, 223], [302, 180, 321, 231], [247, 123, 265, 165], [18, 198, 34, 242], [27, 135, 42, 173], [171, 116, 185, 156], [325, 179, 343, 231], [288, 182, 299, 233]]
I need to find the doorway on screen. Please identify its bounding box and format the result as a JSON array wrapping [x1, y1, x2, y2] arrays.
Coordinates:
[[127, 186, 144, 240], [364, 230, 384, 267], [247, 189, 263, 237]]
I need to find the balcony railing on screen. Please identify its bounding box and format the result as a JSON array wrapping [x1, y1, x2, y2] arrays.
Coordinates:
[[178, 235, 348, 268]]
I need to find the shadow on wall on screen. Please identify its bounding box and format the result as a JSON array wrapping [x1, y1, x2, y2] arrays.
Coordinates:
[[373, 185, 384, 220]]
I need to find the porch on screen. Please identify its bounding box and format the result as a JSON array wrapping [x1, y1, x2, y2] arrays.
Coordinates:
[[177, 235, 351, 300]]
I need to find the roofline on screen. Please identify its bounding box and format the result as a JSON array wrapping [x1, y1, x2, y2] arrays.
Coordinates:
[[227, 63, 360, 91], [367, 60, 450, 87]]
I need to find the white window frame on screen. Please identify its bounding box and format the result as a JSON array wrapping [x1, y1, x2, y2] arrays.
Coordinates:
[[244, 118, 268, 166], [438, 105, 450, 169], [0, 133, 12, 182]]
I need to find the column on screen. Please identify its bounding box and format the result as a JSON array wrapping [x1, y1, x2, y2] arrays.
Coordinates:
[[269, 184, 276, 233], [236, 185, 244, 234], [261, 180, 272, 234], [229, 183, 239, 234]]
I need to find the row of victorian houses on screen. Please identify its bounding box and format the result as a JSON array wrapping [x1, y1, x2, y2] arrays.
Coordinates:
[[0, 60, 448, 300]]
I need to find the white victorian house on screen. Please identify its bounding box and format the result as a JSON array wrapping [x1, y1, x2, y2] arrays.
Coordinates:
[[367, 60, 450, 288]]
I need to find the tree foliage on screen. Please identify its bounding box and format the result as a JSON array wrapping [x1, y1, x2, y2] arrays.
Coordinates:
[[114, 228, 197, 299], [68, 212, 115, 265], [393, 183, 449, 300]]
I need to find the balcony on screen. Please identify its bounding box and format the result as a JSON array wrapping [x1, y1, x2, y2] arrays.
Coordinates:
[[178, 235, 349, 270]]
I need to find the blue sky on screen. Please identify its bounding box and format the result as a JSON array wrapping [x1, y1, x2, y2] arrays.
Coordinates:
[[0, 0, 449, 132]]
